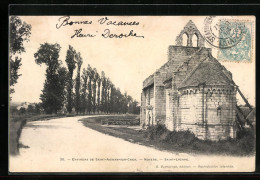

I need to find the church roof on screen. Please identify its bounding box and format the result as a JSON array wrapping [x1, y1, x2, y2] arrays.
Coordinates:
[[143, 74, 154, 89], [178, 58, 235, 88], [142, 20, 235, 90]]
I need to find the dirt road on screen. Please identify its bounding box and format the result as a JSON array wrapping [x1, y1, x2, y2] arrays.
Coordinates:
[[9, 116, 254, 172]]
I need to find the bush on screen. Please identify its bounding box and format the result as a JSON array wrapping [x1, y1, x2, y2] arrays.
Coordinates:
[[144, 124, 255, 155], [168, 131, 197, 147], [236, 129, 255, 154], [144, 124, 168, 140], [145, 124, 197, 146], [19, 107, 26, 114], [237, 128, 255, 139], [10, 106, 19, 115]]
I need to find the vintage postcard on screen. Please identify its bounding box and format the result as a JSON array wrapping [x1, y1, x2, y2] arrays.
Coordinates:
[[9, 15, 255, 172]]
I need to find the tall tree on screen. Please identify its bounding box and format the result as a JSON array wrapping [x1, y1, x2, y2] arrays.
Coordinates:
[[131, 100, 140, 114], [127, 94, 133, 113], [122, 92, 128, 114], [92, 68, 99, 113], [9, 16, 31, 100], [81, 68, 88, 114], [10, 16, 32, 54], [87, 65, 94, 114], [75, 52, 83, 114], [56, 66, 69, 113], [101, 71, 106, 113], [34, 43, 64, 114], [114, 88, 122, 114], [109, 83, 115, 113], [106, 78, 111, 113], [97, 73, 101, 113], [65, 45, 76, 113]]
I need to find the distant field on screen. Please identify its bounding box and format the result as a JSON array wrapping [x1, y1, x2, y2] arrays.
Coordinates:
[[84, 115, 140, 126]]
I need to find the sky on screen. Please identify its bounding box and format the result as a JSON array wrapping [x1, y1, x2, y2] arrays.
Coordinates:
[[11, 16, 255, 106]]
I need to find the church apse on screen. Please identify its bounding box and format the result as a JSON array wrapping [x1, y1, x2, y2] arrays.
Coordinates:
[[140, 20, 238, 141]]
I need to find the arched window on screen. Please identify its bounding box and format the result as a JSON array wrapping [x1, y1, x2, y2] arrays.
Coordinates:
[[192, 34, 198, 47], [182, 33, 188, 46]]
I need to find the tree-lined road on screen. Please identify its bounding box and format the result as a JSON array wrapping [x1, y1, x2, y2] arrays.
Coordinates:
[[9, 116, 254, 172]]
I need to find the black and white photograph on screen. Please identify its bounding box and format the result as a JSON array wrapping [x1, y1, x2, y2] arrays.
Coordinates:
[[8, 15, 255, 172]]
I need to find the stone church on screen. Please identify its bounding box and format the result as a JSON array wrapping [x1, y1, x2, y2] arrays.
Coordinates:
[[140, 20, 241, 141]]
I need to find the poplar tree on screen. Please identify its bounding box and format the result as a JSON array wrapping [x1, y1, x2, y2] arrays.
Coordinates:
[[92, 68, 99, 113], [101, 71, 106, 113], [87, 65, 94, 114], [65, 45, 76, 113], [75, 52, 83, 114], [97, 73, 101, 113], [81, 68, 88, 114], [106, 78, 111, 113]]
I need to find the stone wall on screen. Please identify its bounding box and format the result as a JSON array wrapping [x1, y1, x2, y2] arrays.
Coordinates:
[[177, 124, 236, 141], [178, 85, 237, 141], [154, 85, 166, 125], [168, 46, 211, 63], [204, 86, 236, 126], [179, 91, 201, 124], [141, 85, 155, 127], [144, 86, 154, 106], [140, 91, 146, 127], [165, 88, 174, 131]]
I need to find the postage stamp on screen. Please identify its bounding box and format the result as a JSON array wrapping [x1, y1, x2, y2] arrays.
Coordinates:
[[203, 16, 254, 62]]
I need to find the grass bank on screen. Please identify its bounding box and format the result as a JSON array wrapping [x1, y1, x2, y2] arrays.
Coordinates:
[[80, 115, 148, 145], [80, 116, 255, 156]]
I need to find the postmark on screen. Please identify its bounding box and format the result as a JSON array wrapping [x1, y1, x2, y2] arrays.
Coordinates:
[[203, 16, 253, 62], [203, 16, 246, 49]]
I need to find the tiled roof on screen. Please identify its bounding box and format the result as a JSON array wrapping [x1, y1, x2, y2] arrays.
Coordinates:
[[179, 58, 235, 88], [143, 74, 154, 89]]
